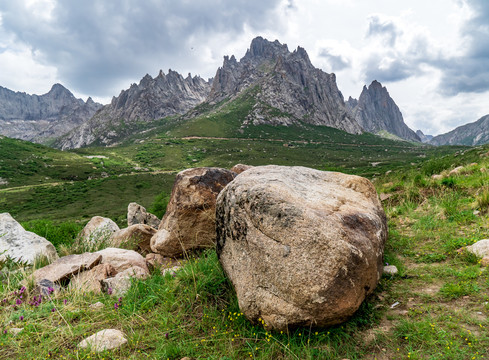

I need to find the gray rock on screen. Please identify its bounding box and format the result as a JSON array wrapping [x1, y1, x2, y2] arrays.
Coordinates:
[[89, 301, 105, 310], [110, 224, 157, 254], [0, 213, 58, 265], [77, 329, 127, 352], [77, 216, 120, 248], [56, 70, 212, 149], [216, 165, 387, 331], [383, 265, 398, 275], [127, 203, 160, 229], [95, 247, 149, 273], [348, 81, 420, 142], [429, 114, 489, 146], [101, 266, 149, 295], [69, 263, 117, 294], [466, 239, 489, 257], [0, 84, 101, 144]]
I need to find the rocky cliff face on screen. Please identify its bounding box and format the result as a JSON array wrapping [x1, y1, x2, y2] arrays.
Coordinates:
[[347, 81, 420, 142], [416, 130, 433, 143], [56, 70, 212, 149], [429, 114, 489, 146], [205, 37, 362, 134], [0, 84, 102, 143]]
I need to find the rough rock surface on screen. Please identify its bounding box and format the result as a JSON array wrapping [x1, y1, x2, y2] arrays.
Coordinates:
[[347, 81, 420, 142], [230, 164, 254, 174], [127, 202, 160, 229], [0, 213, 58, 265], [102, 266, 149, 295], [466, 240, 489, 258], [32, 252, 102, 283], [216, 165, 387, 330], [429, 114, 489, 146], [202, 36, 362, 134], [110, 224, 157, 254], [383, 265, 398, 275], [95, 248, 148, 273], [56, 70, 212, 149], [70, 264, 117, 293], [78, 216, 120, 246], [145, 253, 182, 271], [78, 329, 127, 352], [150, 167, 236, 257], [416, 130, 433, 143], [0, 84, 102, 144]]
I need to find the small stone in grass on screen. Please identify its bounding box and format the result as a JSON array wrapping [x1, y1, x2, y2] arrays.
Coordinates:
[[383, 265, 398, 275]]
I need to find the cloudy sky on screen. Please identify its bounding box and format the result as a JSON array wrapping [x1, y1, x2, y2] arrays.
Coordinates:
[[0, 0, 488, 136]]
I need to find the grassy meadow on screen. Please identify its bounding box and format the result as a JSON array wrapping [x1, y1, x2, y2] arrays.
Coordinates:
[[1, 125, 489, 358]]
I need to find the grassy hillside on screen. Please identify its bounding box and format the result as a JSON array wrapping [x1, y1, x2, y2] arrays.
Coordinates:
[[1, 142, 489, 359]]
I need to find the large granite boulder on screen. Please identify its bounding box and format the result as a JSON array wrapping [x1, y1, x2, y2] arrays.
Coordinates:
[[0, 213, 58, 265], [95, 248, 149, 273], [150, 167, 236, 257], [32, 252, 102, 283], [216, 165, 387, 330], [127, 202, 160, 229], [78, 216, 120, 247], [110, 224, 157, 254]]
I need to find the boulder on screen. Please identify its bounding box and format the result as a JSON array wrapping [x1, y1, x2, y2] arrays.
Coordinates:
[[110, 224, 157, 254], [449, 166, 465, 176], [230, 164, 254, 174], [150, 167, 236, 257], [101, 266, 149, 295], [95, 248, 149, 273], [216, 165, 387, 330], [383, 265, 398, 275], [70, 264, 117, 293], [466, 239, 489, 257], [77, 329, 127, 352], [431, 174, 443, 180], [78, 216, 120, 247], [127, 202, 160, 229], [32, 252, 101, 284], [0, 213, 58, 265]]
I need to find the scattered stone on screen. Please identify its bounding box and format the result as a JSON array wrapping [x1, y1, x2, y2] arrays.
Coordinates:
[[9, 328, 23, 336], [379, 193, 392, 201], [101, 266, 149, 295], [449, 166, 464, 176], [90, 302, 105, 310], [0, 177, 8, 186], [162, 266, 182, 277], [78, 216, 120, 246], [466, 239, 489, 258], [34, 279, 61, 296], [150, 167, 236, 257], [110, 224, 157, 254], [32, 252, 102, 283], [145, 253, 181, 271], [0, 213, 58, 265], [383, 265, 398, 275], [431, 174, 443, 180], [390, 301, 400, 309], [480, 256, 489, 267], [77, 329, 127, 352], [95, 248, 149, 273], [216, 165, 387, 330], [473, 210, 481, 216], [230, 164, 254, 174], [127, 202, 160, 229], [70, 264, 117, 293]]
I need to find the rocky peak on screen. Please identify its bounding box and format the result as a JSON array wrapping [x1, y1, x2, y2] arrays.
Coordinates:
[[349, 80, 420, 142], [416, 130, 433, 143], [242, 36, 289, 63]]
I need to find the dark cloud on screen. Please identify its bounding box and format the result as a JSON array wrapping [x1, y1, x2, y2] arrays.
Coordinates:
[[366, 15, 401, 47], [437, 0, 489, 95], [0, 0, 283, 97], [318, 48, 350, 71]]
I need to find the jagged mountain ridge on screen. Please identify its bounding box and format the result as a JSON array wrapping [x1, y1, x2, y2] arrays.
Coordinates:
[[416, 130, 433, 143], [429, 114, 489, 146], [203, 36, 362, 134], [0, 84, 102, 143], [347, 81, 420, 142], [56, 70, 212, 150]]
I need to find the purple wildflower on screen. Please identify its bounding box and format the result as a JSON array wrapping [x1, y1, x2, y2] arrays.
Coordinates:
[[107, 288, 113, 295], [165, 333, 169, 339], [19, 316, 24, 321], [51, 308, 56, 313], [15, 299, 22, 305], [114, 303, 119, 310], [63, 299, 67, 305]]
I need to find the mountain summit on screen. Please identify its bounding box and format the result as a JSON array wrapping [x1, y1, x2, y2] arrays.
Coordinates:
[[205, 36, 362, 134], [347, 80, 420, 142]]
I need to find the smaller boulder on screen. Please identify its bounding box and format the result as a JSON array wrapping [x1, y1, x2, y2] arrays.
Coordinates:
[[70, 264, 117, 294], [95, 248, 148, 273], [32, 252, 102, 284], [102, 266, 149, 295], [145, 253, 181, 271], [466, 239, 489, 258], [230, 164, 253, 174], [431, 174, 443, 180], [0, 213, 58, 265], [449, 166, 465, 176], [383, 265, 398, 275], [481, 256, 489, 267], [110, 224, 157, 254], [77, 329, 127, 352], [127, 202, 160, 229], [78, 216, 120, 247]]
